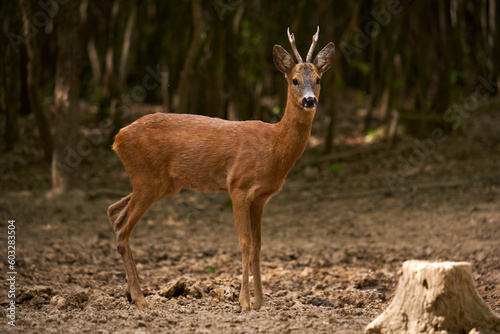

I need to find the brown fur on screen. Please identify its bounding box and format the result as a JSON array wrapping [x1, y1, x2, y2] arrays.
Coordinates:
[[108, 30, 335, 311]]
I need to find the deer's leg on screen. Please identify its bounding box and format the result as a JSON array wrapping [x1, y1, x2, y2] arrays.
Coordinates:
[[108, 194, 132, 223], [231, 190, 252, 311], [250, 196, 268, 310], [108, 191, 158, 310]]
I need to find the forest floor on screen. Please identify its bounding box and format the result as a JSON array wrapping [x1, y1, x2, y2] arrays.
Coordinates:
[[1, 106, 500, 333]]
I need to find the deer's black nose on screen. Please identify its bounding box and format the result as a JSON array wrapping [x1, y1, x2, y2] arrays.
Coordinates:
[[302, 97, 317, 108]]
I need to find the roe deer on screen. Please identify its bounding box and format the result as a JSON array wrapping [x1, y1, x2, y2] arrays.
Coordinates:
[[108, 27, 335, 311]]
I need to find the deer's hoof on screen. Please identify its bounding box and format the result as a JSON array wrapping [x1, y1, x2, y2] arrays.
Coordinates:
[[239, 298, 252, 311], [254, 299, 265, 310], [135, 297, 149, 311]]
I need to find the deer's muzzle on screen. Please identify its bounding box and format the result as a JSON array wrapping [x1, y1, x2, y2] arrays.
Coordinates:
[[301, 97, 317, 108]]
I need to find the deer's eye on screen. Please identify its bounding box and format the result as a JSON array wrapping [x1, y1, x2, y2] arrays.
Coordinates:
[[292, 79, 299, 86], [316, 78, 321, 85]]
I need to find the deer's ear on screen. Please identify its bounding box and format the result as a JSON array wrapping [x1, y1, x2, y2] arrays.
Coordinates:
[[313, 42, 335, 73], [273, 45, 295, 73]]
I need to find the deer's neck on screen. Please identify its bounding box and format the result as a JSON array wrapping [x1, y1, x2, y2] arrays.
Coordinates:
[[273, 93, 315, 171]]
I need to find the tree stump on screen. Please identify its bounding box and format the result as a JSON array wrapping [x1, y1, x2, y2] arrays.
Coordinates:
[[365, 260, 500, 334]]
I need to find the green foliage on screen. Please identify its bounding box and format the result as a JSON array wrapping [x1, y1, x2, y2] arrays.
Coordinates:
[[326, 163, 343, 172], [350, 60, 370, 75], [5, 0, 497, 153], [356, 91, 367, 99], [334, 75, 346, 91], [142, 22, 155, 39], [224, 197, 232, 207], [85, 84, 105, 105], [393, 78, 405, 89], [450, 70, 466, 85]]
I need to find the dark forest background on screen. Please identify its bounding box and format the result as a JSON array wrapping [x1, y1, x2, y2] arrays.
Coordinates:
[[1, 0, 499, 194]]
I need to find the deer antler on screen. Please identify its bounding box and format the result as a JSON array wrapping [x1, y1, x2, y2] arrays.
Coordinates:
[[306, 26, 319, 63], [287, 27, 303, 63]]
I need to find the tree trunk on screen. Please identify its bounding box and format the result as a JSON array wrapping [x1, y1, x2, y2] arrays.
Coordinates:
[[19, 0, 53, 162], [323, 100, 336, 154], [160, 58, 170, 113], [323, 0, 360, 154], [1, 7, 21, 152], [51, 0, 82, 194], [108, 0, 137, 144], [87, 35, 101, 85], [175, 0, 203, 114], [488, 0, 499, 95], [118, 4, 136, 85], [3, 47, 21, 152], [363, 21, 380, 134], [435, 1, 451, 115], [365, 260, 500, 334]]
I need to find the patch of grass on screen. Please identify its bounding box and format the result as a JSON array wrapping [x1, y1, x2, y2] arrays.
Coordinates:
[[326, 163, 343, 172], [356, 90, 367, 99], [205, 264, 217, 274], [366, 129, 377, 137], [224, 197, 232, 207]]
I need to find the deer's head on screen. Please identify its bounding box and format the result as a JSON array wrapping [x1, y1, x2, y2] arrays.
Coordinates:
[[273, 27, 335, 110]]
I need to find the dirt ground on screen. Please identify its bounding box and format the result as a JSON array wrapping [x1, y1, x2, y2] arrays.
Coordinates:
[[1, 132, 499, 333], [1, 100, 500, 334]]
